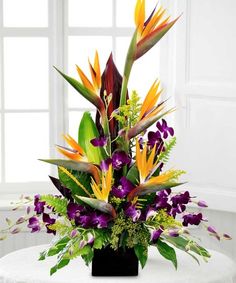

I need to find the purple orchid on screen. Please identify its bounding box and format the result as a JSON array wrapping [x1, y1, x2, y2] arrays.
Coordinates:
[[90, 136, 108, 147], [27, 216, 41, 233], [154, 189, 172, 211], [111, 177, 134, 198], [78, 215, 92, 228], [171, 191, 190, 207], [171, 204, 186, 218], [67, 203, 84, 220], [150, 228, 163, 243], [91, 213, 110, 228], [197, 200, 208, 208], [124, 204, 141, 222], [100, 151, 130, 171], [42, 213, 56, 234], [156, 119, 174, 139], [111, 151, 131, 170], [34, 194, 45, 215], [182, 213, 203, 227]]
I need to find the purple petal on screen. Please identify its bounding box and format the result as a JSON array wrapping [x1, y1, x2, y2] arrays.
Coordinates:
[[70, 229, 78, 238], [42, 213, 56, 225], [124, 204, 141, 222], [100, 158, 112, 171], [90, 136, 108, 147], [151, 228, 163, 243], [91, 213, 110, 228], [197, 200, 208, 208], [111, 151, 130, 170], [28, 216, 41, 233], [67, 203, 84, 220], [207, 226, 217, 234], [223, 234, 232, 240], [167, 126, 174, 136]]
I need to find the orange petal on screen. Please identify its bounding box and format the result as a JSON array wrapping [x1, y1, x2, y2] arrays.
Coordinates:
[[63, 134, 84, 154], [142, 7, 166, 38], [135, 0, 145, 35], [94, 51, 101, 88], [76, 64, 95, 92], [56, 146, 83, 162]]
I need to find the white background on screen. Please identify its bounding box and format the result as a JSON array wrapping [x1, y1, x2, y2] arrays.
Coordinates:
[[0, 0, 235, 264]]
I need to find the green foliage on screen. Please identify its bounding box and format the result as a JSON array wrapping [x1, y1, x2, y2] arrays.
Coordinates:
[[163, 236, 211, 263], [126, 165, 139, 185], [78, 112, 106, 164], [50, 258, 70, 276], [58, 167, 92, 198], [40, 195, 68, 216], [112, 90, 141, 131], [147, 209, 181, 230], [48, 219, 73, 236], [134, 244, 148, 268], [157, 137, 176, 164], [110, 212, 150, 250], [156, 239, 177, 269]]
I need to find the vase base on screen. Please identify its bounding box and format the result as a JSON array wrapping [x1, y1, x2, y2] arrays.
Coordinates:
[[92, 247, 139, 276]]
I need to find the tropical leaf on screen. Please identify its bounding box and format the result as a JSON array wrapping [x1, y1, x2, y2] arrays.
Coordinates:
[[58, 167, 92, 198], [97, 54, 125, 141], [40, 195, 68, 215], [126, 165, 139, 185], [157, 137, 177, 164], [49, 176, 73, 201], [156, 239, 177, 269], [128, 182, 184, 201], [77, 196, 116, 218], [134, 244, 148, 268], [163, 236, 211, 260], [39, 159, 100, 184], [78, 112, 106, 165]]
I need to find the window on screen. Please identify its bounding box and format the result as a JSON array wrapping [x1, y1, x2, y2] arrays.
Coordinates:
[[0, 0, 161, 196]]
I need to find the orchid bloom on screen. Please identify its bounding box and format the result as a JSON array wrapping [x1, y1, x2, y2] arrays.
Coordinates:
[[76, 51, 101, 93], [56, 134, 88, 162], [134, 0, 179, 59], [91, 165, 112, 202]]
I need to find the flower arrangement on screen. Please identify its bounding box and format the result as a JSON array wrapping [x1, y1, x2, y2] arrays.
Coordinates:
[[0, 0, 231, 276]]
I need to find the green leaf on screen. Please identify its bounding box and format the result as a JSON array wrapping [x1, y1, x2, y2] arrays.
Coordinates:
[[164, 236, 211, 258], [157, 137, 177, 164], [157, 239, 177, 269], [78, 196, 116, 218], [126, 165, 139, 185], [40, 195, 68, 215], [39, 159, 100, 183], [134, 244, 148, 269], [58, 167, 92, 198], [82, 248, 94, 266], [78, 112, 106, 165], [50, 259, 70, 276]]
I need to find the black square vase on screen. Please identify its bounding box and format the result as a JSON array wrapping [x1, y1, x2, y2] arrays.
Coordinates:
[[92, 246, 139, 276]]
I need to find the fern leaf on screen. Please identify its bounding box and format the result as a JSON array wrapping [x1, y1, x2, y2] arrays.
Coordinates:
[[40, 195, 68, 215], [158, 137, 177, 164]]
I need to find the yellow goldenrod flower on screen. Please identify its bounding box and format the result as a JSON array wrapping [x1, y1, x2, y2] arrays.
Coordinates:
[[91, 165, 112, 202], [56, 134, 88, 162]]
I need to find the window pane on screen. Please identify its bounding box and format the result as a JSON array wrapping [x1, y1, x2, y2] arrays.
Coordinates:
[[3, 0, 48, 27], [5, 113, 50, 182], [116, 37, 160, 99], [4, 38, 48, 110], [68, 0, 112, 27], [69, 110, 95, 140], [116, 0, 136, 27], [68, 36, 112, 108]]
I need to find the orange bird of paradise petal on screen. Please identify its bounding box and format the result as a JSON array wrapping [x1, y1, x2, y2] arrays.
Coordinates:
[[56, 134, 87, 162], [91, 165, 112, 202], [76, 51, 101, 93], [139, 80, 162, 120]]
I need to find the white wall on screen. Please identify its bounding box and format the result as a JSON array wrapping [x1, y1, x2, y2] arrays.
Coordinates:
[[160, 0, 236, 261]]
